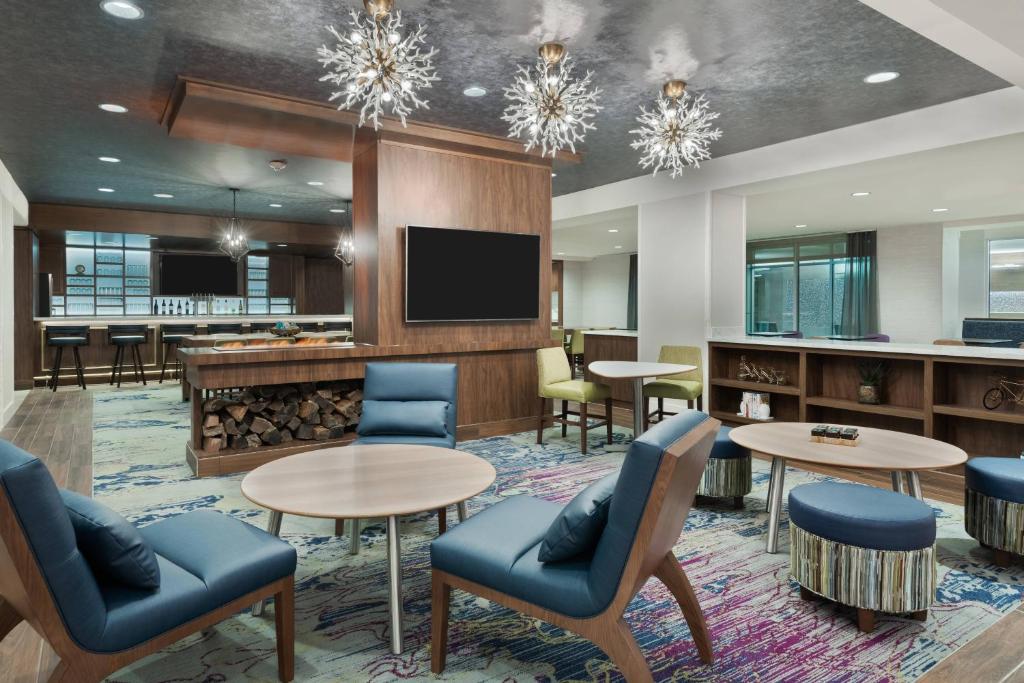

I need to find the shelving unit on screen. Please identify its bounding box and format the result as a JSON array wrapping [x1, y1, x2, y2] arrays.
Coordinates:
[[710, 378, 801, 395], [804, 396, 925, 420], [60, 232, 152, 316]]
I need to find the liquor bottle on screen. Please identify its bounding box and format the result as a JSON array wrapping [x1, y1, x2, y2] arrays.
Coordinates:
[[176, 300, 182, 315], [160, 299, 166, 315]]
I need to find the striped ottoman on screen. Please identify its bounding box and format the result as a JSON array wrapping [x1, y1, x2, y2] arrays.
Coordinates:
[[697, 426, 752, 509], [788, 482, 937, 633], [965, 457, 1024, 567]]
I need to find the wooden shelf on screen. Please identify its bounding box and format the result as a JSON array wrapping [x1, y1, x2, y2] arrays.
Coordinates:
[[710, 410, 778, 425], [805, 396, 925, 420], [710, 378, 801, 395], [933, 404, 1024, 425]]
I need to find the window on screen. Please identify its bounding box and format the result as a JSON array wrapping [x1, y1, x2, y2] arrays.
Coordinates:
[[746, 235, 846, 335], [989, 238, 1024, 318]]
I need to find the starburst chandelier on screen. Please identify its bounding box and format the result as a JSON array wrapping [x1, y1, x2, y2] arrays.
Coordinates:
[[502, 42, 602, 157], [318, 0, 439, 130], [630, 80, 722, 178], [218, 188, 250, 263]]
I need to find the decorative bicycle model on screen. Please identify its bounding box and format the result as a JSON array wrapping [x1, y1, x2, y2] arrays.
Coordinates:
[[982, 376, 1024, 410]]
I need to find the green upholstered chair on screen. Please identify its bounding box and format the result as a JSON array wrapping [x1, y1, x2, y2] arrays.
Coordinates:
[[536, 347, 612, 455], [567, 327, 589, 375], [643, 346, 704, 430]]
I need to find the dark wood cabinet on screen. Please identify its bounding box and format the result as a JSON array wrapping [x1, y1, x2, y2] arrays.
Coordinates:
[[268, 254, 293, 298]]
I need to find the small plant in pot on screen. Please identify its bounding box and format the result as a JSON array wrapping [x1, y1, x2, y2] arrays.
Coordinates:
[[857, 360, 887, 405]]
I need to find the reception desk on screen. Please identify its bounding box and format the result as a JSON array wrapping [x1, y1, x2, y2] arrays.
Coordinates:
[[709, 336, 1024, 485]]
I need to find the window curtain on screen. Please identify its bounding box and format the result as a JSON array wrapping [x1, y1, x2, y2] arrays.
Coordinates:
[[840, 231, 879, 336], [626, 253, 638, 330]]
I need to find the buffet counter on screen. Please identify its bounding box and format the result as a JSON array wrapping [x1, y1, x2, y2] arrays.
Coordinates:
[[707, 336, 1024, 487]]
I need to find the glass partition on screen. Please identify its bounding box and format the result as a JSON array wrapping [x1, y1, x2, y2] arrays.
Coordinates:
[[989, 238, 1024, 317]]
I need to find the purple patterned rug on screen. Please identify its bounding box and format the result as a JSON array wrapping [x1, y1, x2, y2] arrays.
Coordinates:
[[92, 386, 1024, 681]]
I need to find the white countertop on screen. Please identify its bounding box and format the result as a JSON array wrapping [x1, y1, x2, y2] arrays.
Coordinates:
[[709, 335, 1024, 361], [37, 314, 353, 327], [580, 329, 638, 338]]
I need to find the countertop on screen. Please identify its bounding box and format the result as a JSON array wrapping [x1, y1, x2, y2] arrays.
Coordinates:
[[36, 314, 353, 326], [581, 329, 638, 338], [709, 335, 1024, 362]]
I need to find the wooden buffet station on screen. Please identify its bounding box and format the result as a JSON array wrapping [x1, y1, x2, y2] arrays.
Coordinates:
[[709, 336, 1024, 488]]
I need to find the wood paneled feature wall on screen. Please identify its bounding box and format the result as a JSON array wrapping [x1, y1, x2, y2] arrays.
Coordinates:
[[552, 260, 564, 327], [353, 134, 553, 346], [584, 332, 639, 404]]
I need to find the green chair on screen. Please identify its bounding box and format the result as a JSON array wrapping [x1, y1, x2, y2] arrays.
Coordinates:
[[567, 327, 590, 375], [643, 346, 704, 430], [551, 327, 564, 345], [536, 347, 612, 455]]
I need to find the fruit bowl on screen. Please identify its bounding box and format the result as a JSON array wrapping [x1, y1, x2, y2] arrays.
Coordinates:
[[269, 322, 301, 337]]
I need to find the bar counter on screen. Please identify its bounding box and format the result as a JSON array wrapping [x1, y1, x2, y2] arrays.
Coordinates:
[[708, 336, 1024, 488], [32, 315, 352, 388]]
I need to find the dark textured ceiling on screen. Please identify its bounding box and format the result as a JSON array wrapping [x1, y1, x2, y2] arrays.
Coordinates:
[[0, 0, 1008, 226]]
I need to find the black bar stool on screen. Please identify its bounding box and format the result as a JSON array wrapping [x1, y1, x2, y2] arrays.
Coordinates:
[[44, 326, 89, 391], [249, 322, 275, 332], [108, 325, 149, 387], [159, 324, 197, 383], [207, 323, 243, 335]]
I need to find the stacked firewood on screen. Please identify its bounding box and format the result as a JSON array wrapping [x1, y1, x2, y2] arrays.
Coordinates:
[[200, 381, 363, 453]]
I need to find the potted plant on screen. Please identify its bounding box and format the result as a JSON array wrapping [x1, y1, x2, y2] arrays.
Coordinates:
[[857, 360, 887, 405]]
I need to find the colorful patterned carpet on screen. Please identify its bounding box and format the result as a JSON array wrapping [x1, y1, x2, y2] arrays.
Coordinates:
[[91, 386, 1024, 682]]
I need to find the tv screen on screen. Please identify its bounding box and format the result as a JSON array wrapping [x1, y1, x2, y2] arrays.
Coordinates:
[[406, 225, 540, 322], [160, 254, 239, 296]]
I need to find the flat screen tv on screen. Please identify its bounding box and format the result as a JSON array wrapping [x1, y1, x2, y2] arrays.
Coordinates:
[[406, 225, 540, 322], [159, 254, 239, 296]]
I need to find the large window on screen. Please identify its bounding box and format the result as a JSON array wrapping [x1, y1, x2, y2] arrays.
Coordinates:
[[989, 238, 1024, 318], [746, 235, 846, 335]]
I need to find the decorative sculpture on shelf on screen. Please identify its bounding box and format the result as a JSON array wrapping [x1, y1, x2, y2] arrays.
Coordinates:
[[983, 376, 1024, 410], [737, 355, 787, 386]]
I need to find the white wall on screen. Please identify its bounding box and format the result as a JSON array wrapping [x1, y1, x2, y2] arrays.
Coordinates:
[[579, 253, 631, 328], [561, 260, 583, 327], [877, 224, 944, 343], [0, 159, 29, 427], [708, 192, 746, 334]]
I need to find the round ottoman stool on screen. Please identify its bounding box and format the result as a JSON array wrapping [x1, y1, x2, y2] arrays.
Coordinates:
[[697, 426, 752, 509], [788, 482, 936, 633], [965, 457, 1024, 567]]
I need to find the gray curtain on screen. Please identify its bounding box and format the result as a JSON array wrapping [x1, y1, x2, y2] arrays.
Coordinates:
[[627, 254, 638, 330], [840, 231, 879, 336]]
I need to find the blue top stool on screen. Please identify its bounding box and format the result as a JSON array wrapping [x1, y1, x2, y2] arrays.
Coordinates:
[[965, 457, 1024, 566], [44, 326, 90, 391], [159, 324, 197, 383], [696, 426, 752, 508], [107, 324, 149, 387]]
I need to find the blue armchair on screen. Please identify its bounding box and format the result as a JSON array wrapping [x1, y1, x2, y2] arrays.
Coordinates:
[[340, 362, 459, 547], [0, 439, 297, 682], [430, 412, 720, 681]]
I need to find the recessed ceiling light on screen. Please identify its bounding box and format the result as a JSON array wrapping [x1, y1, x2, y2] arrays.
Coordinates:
[[863, 71, 900, 84], [153, 193, 174, 198], [100, 0, 144, 19], [551, 172, 557, 177], [851, 191, 871, 197], [269, 203, 282, 208], [307, 181, 325, 186], [98, 156, 120, 163], [608, 228, 619, 233], [97, 187, 115, 193], [931, 207, 949, 213], [794, 224, 807, 228], [462, 86, 487, 97], [329, 208, 347, 214], [276, 243, 288, 247], [98, 103, 128, 113], [614, 245, 623, 249]]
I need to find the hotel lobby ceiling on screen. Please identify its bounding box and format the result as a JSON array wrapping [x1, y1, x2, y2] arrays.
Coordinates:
[[0, 0, 1008, 224]]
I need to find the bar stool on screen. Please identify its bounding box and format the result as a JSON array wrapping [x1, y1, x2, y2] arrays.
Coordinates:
[[108, 325, 149, 387], [44, 326, 89, 391], [159, 324, 197, 383], [207, 323, 243, 335], [249, 322, 275, 332]]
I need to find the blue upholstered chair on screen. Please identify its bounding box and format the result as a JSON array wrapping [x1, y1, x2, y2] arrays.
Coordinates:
[[965, 457, 1024, 566], [0, 439, 297, 682], [343, 363, 458, 548], [430, 412, 720, 680]]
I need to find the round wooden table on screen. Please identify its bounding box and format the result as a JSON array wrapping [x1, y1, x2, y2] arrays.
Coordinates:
[[240, 444, 496, 654], [728, 422, 967, 553], [587, 360, 696, 449]]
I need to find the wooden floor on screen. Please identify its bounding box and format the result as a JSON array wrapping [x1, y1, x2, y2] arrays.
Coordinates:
[[0, 390, 1019, 682], [1, 388, 93, 683]]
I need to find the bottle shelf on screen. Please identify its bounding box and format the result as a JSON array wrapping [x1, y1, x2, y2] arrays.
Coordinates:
[[932, 404, 1024, 425], [805, 396, 924, 420]]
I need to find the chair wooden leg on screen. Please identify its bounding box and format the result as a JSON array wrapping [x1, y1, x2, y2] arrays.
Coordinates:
[[0, 597, 23, 641], [733, 496, 744, 509], [72, 346, 86, 389], [430, 572, 451, 674], [654, 553, 714, 664], [597, 618, 654, 683], [994, 548, 1012, 567], [334, 518, 345, 536], [159, 342, 170, 382], [561, 400, 568, 438], [580, 402, 588, 455], [605, 398, 614, 443], [437, 507, 447, 535], [274, 577, 295, 682], [109, 345, 120, 385], [47, 662, 74, 683], [536, 396, 546, 445], [857, 608, 875, 633], [657, 397, 664, 423], [697, 394, 704, 412]]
